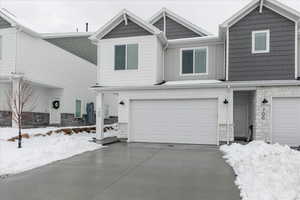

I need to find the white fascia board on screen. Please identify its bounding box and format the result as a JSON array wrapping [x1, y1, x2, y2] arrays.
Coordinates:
[[167, 36, 222, 47], [91, 80, 300, 92], [220, 0, 259, 28], [0, 9, 41, 38], [42, 32, 93, 39], [268, 0, 300, 18]]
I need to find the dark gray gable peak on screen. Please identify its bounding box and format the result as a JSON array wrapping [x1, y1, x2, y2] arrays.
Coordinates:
[[153, 16, 203, 39], [228, 6, 295, 81], [0, 16, 11, 29], [103, 19, 152, 39], [89, 9, 166, 44], [221, 0, 300, 28], [149, 8, 211, 39]]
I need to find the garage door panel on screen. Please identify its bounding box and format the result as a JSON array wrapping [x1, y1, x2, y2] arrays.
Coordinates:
[[272, 98, 300, 146], [130, 99, 218, 144]]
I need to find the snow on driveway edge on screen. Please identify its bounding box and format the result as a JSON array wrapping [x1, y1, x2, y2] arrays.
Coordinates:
[[220, 141, 300, 200]]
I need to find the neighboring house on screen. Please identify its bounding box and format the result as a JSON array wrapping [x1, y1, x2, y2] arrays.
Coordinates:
[[0, 9, 117, 127], [90, 0, 300, 146]]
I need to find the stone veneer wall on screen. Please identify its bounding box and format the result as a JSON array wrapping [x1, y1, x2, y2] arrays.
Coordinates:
[[255, 86, 300, 142], [219, 124, 234, 143], [0, 111, 12, 126], [60, 113, 97, 126], [22, 112, 49, 127], [60, 113, 86, 126], [0, 111, 49, 127]]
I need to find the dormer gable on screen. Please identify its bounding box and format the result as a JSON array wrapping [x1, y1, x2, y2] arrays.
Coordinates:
[[149, 8, 211, 40], [89, 9, 167, 45]]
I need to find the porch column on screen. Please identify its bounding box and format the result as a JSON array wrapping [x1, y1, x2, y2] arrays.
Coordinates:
[[96, 92, 104, 140]]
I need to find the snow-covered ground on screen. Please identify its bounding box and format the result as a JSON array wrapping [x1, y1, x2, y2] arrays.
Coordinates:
[[220, 141, 300, 200], [0, 124, 120, 176]]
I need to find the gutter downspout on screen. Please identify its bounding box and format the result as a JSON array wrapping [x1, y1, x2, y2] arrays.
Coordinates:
[[162, 43, 168, 82], [226, 84, 231, 145], [14, 27, 21, 74]]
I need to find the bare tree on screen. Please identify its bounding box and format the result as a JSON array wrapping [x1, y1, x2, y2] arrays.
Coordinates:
[[7, 78, 35, 148]]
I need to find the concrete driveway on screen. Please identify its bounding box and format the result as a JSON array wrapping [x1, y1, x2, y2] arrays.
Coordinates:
[[0, 142, 240, 200]]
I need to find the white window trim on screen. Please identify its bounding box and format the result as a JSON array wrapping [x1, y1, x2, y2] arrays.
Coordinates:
[[180, 47, 209, 76], [114, 43, 139, 71], [252, 30, 270, 54]]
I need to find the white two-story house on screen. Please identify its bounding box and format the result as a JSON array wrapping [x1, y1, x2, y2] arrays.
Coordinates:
[[90, 0, 300, 146], [0, 9, 117, 127]]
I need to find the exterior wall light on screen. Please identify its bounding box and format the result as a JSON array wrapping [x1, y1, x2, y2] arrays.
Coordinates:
[[223, 99, 229, 104], [119, 101, 125, 105], [262, 98, 268, 104]]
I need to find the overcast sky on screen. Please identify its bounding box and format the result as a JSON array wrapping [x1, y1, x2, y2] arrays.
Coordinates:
[[1, 0, 300, 35]]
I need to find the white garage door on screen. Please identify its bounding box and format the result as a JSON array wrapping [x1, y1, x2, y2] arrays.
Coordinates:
[[130, 99, 218, 144], [272, 97, 300, 146]]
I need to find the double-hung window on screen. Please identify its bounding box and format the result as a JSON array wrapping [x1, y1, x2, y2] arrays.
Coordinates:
[[181, 47, 208, 75], [114, 44, 138, 70], [252, 30, 270, 54]]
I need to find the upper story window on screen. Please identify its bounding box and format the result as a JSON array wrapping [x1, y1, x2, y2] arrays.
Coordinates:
[[181, 47, 208, 75], [252, 30, 270, 54], [114, 44, 138, 70]]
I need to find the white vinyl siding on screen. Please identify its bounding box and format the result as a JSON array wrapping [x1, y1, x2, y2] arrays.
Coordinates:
[[180, 47, 208, 75], [130, 99, 218, 144], [252, 30, 270, 54], [99, 35, 159, 86], [272, 97, 300, 146]]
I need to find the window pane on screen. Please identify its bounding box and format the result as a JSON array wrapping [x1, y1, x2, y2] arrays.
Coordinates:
[[127, 44, 138, 69], [182, 50, 193, 74], [195, 49, 207, 73], [115, 45, 126, 70], [255, 32, 267, 51], [75, 100, 81, 118]]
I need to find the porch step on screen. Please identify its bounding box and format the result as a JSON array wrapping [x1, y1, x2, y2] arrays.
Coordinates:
[[91, 136, 120, 145]]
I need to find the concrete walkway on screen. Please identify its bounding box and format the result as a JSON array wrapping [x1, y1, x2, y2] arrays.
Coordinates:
[[0, 143, 240, 200]]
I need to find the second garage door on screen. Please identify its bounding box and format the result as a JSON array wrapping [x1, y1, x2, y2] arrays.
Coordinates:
[[272, 97, 300, 146], [130, 99, 218, 144]]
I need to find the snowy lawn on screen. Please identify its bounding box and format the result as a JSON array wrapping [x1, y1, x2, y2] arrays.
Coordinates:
[[220, 141, 300, 200], [0, 124, 119, 176]]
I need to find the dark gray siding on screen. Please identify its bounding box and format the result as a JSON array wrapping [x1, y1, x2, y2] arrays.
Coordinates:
[[229, 6, 295, 81], [45, 37, 97, 64], [0, 16, 11, 29], [153, 16, 204, 39], [102, 19, 152, 39]]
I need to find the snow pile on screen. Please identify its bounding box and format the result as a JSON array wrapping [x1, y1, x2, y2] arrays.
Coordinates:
[[0, 124, 120, 140], [0, 132, 102, 176], [220, 141, 300, 200], [0, 127, 61, 140]]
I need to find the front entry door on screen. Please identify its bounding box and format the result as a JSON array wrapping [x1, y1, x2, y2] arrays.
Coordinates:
[[234, 104, 248, 138], [50, 98, 61, 124]]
